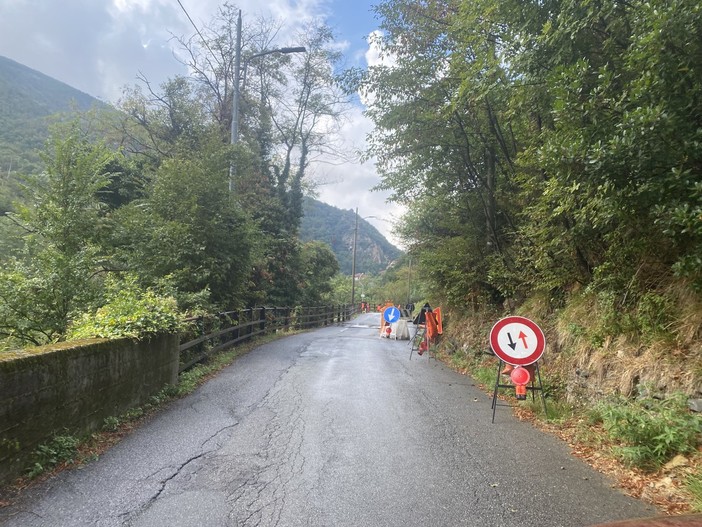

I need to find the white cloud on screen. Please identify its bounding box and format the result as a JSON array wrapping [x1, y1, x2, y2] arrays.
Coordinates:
[[261, 0, 325, 27], [111, 0, 153, 13], [358, 29, 399, 108], [365, 30, 385, 67]]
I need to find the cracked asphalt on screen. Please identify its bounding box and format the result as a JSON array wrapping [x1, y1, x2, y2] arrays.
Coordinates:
[[0, 313, 655, 527]]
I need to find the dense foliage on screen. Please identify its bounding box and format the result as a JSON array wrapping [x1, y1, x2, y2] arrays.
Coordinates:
[[345, 0, 702, 338], [0, 123, 114, 344], [592, 394, 702, 471], [0, 8, 349, 348], [68, 275, 182, 340]]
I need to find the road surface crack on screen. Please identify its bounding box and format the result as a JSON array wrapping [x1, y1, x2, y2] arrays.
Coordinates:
[[201, 422, 239, 448], [154, 452, 206, 499]]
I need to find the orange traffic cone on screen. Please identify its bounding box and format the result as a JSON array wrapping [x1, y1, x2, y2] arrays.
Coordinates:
[[501, 363, 514, 375]]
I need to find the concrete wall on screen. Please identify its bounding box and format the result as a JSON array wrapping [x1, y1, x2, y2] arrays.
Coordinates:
[[0, 334, 179, 484]]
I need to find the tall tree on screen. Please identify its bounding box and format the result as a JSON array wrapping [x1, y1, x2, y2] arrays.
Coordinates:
[[115, 77, 256, 309], [0, 122, 115, 344], [298, 241, 339, 306], [259, 24, 348, 231], [244, 24, 348, 305], [346, 0, 513, 305], [512, 0, 702, 297], [168, 7, 348, 306], [353, 0, 702, 315], [111, 143, 255, 309]]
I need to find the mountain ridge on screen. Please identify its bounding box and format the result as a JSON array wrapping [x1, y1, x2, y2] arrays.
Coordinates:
[[299, 197, 402, 275]]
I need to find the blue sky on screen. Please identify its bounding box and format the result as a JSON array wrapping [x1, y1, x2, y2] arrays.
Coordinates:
[[0, 0, 401, 246], [327, 0, 381, 65]]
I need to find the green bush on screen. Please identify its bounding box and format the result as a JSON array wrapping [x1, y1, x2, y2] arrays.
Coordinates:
[[593, 394, 701, 471], [68, 275, 182, 340], [28, 434, 80, 478], [527, 399, 574, 423], [102, 416, 120, 432]]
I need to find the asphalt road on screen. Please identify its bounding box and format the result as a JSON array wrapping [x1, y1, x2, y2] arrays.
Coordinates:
[[0, 313, 656, 527]]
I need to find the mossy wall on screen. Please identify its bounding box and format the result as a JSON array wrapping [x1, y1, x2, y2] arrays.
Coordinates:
[[0, 334, 179, 484]]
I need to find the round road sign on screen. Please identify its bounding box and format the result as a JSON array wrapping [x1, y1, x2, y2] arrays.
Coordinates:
[[383, 306, 401, 324], [489, 316, 545, 366]]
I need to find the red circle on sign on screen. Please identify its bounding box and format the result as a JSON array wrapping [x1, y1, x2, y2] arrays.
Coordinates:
[[489, 316, 545, 366]]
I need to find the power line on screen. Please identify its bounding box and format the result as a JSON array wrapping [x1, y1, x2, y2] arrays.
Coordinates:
[[175, 0, 218, 61]]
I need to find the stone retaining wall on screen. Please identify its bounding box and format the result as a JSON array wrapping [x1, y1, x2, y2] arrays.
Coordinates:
[[0, 334, 179, 484]]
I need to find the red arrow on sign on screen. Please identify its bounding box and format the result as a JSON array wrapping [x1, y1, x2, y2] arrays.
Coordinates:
[[518, 331, 528, 349]]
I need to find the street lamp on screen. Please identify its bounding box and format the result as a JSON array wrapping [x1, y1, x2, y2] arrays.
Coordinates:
[[241, 47, 307, 90], [231, 46, 307, 146], [229, 10, 306, 191]]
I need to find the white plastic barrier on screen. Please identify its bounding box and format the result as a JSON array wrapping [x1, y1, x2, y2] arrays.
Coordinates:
[[392, 319, 410, 340]]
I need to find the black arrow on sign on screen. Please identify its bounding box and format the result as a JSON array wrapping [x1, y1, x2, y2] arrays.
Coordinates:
[[507, 332, 517, 350]]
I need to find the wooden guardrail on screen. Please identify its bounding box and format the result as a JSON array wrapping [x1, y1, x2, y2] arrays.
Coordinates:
[[178, 305, 352, 373]]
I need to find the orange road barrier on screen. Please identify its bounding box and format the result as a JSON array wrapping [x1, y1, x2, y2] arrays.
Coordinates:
[[510, 366, 532, 400], [379, 317, 387, 335]]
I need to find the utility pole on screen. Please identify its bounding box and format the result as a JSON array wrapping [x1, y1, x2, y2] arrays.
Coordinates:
[[228, 9, 304, 193], [351, 207, 358, 309], [407, 256, 412, 306]]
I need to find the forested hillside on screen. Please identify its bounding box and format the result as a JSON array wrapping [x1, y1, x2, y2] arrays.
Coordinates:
[[0, 55, 103, 174], [348, 0, 702, 400], [0, 55, 110, 214], [300, 197, 401, 274]]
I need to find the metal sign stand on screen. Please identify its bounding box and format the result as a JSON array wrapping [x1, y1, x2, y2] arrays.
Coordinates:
[[491, 360, 547, 423], [408, 324, 423, 359], [408, 325, 436, 362]]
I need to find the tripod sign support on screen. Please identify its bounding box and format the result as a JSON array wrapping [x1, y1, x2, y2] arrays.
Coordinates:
[[488, 316, 547, 423]]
